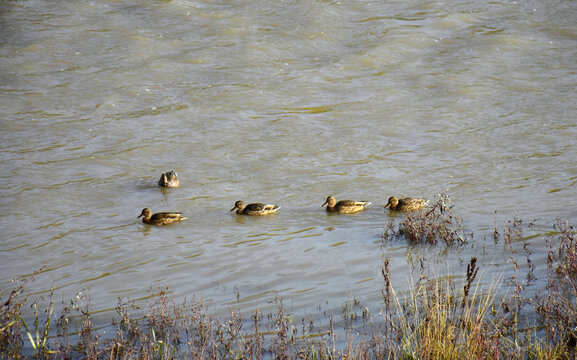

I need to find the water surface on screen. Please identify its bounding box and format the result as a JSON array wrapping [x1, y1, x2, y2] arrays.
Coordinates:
[[1, 0, 576, 322]]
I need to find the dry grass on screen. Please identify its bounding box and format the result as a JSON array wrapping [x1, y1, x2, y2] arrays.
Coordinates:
[[377, 257, 498, 359], [536, 219, 577, 351], [2, 216, 577, 359]]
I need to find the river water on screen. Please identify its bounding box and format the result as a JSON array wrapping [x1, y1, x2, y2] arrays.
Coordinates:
[[1, 0, 577, 325]]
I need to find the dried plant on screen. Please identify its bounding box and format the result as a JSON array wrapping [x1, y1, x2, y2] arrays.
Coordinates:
[[3, 217, 577, 358], [384, 192, 468, 245], [536, 219, 577, 349]]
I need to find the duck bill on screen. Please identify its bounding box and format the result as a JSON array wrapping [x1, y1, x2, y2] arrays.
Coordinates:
[[137, 214, 143, 218], [322, 201, 328, 207], [230, 207, 237, 212], [384, 204, 391, 209]]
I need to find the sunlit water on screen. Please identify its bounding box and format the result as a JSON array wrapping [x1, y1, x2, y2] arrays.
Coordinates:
[[1, 0, 577, 330]]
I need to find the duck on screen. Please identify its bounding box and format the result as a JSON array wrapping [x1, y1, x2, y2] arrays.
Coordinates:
[[384, 196, 429, 212], [138, 208, 187, 226], [322, 196, 371, 214], [158, 171, 179, 188], [231, 201, 280, 216]]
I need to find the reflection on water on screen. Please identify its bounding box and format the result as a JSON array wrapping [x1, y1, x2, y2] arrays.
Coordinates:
[[1, 0, 576, 325]]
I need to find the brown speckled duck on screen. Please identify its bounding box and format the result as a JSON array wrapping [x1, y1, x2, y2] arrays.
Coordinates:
[[138, 208, 187, 226], [158, 171, 179, 188], [231, 201, 280, 216], [322, 196, 371, 214], [384, 196, 429, 212]]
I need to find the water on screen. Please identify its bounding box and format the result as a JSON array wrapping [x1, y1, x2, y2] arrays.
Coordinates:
[[1, 0, 577, 324]]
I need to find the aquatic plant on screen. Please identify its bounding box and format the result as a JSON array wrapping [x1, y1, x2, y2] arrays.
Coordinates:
[[384, 192, 468, 245], [2, 217, 577, 359], [536, 219, 577, 350], [0, 283, 24, 359], [20, 298, 56, 358], [0, 267, 46, 359]]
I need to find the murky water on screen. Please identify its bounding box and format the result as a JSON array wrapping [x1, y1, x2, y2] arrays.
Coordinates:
[[1, 0, 577, 324]]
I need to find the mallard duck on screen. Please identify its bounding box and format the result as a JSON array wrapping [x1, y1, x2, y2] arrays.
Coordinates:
[[158, 171, 179, 188], [138, 208, 187, 225], [322, 196, 371, 214], [384, 196, 428, 212], [231, 201, 280, 216]]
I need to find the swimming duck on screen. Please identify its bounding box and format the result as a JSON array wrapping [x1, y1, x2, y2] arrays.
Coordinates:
[[231, 201, 280, 216], [158, 171, 179, 188], [138, 208, 187, 226], [322, 196, 371, 214], [384, 196, 429, 212]]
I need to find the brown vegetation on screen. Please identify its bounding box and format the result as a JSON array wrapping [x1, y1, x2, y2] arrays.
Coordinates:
[[2, 215, 577, 359], [383, 192, 469, 245]]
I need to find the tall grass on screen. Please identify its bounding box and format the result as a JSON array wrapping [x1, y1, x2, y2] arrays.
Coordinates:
[[386, 257, 501, 359], [2, 217, 577, 359]]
